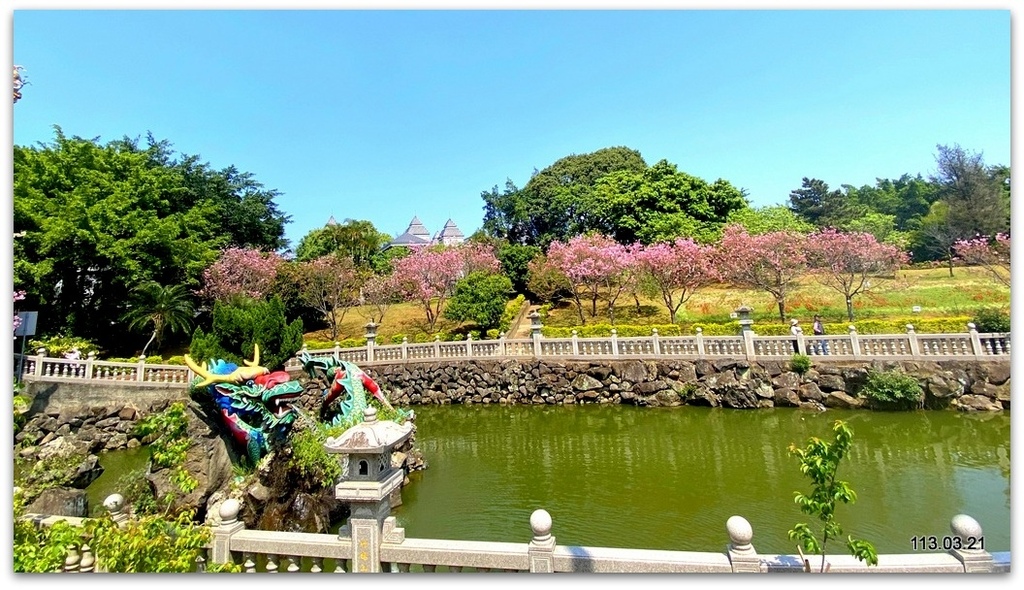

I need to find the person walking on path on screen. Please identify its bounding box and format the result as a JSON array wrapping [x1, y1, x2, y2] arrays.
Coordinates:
[[812, 315, 829, 354]]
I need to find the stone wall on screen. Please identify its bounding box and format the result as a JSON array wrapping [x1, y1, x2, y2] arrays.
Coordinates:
[[362, 358, 1010, 412]]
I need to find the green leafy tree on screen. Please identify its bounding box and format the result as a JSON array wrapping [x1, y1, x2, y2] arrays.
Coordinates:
[[931, 144, 1009, 240], [586, 159, 748, 245], [482, 147, 648, 247], [189, 296, 303, 371], [723, 205, 816, 236], [294, 218, 390, 268], [122, 281, 196, 356], [443, 271, 514, 331], [788, 420, 878, 572], [788, 177, 863, 228]]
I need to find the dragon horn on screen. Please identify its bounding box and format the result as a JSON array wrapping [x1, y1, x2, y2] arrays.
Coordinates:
[[184, 355, 226, 388], [244, 343, 260, 368]]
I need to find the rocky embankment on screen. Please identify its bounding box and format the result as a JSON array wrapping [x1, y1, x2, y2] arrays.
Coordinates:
[[366, 358, 1010, 412]]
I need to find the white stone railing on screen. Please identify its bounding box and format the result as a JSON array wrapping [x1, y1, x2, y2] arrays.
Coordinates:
[[23, 496, 1010, 574], [14, 324, 1009, 387], [14, 350, 195, 385], [284, 323, 1009, 372]]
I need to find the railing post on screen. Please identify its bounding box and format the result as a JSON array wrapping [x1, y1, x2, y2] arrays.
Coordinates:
[[466, 332, 473, 358], [571, 330, 579, 356], [906, 324, 920, 357], [651, 328, 660, 355], [848, 325, 860, 358], [726, 515, 761, 573], [433, 335, 441, 359], [696, 328, 706, 356], [136, 355, 146, 382], [529, 311, 543, 358], [401, 336, 409, 360], [528, 509, 556, 573], [334, 341, 342, 362], [498, 332, 506, 357], [103, 494, 130, 528], [610, 329, 619, 357], [737, 306, 755, 360], [211, 499, 246, 567], [967, 323, 984, 358], [365, 322, 378, 363], [948, 514, 993, 572], [794, 327, 805, 356], [84, 351, 96, 380], [35, 348, 46, 377]]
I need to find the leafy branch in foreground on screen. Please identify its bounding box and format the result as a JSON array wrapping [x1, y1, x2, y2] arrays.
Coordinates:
[[788, 419, 878, 572]]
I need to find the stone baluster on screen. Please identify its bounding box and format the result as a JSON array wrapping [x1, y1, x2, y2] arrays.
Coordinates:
[[79, 544, 95, 572], [195, 550, 207, 572], [242, 552, 257, 573], [211, 499, 245, 567], [726, 515, 761, 572], [948, 514, 993, 572], [422, 564, 436, 572], [284, 554, 300, 572], [64, 544, 81, 572], [310, 557, 323, 573], [266, 554, 279, 573], [528, 509, 556, 573]]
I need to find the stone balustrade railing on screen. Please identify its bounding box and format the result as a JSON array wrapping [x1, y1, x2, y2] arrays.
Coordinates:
[[22, 495, 1010, 574], [14, 324, 1009, 386]]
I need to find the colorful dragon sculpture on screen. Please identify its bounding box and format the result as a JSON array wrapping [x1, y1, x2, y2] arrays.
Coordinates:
[[185, 344, 303, 465], [299, 352, 411, 428]]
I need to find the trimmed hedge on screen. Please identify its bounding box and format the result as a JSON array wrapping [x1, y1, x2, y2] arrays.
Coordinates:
[[540, 316, 976, 338], [499, 295, 527, 333]]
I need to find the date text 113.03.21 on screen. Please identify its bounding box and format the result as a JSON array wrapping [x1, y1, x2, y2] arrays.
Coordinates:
[[910, 536, 985, 551]]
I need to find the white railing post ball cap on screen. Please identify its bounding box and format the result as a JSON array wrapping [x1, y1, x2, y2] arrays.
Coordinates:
[[967, 322, 977, 331], [220, 498, 241, 524], [950, 514, 983, 540], [726, 515, 753, 547], [530, 509, 552, 540], [103, 494, 124, 514]]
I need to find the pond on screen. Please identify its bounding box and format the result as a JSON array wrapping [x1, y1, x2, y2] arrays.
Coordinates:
[[392, 404, 1010, 555]]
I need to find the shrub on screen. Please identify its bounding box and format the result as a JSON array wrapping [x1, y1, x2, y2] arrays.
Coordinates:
[[971, 307, 1010, 333], [858, 369, 924, 410], [499, 294, 527, 332], [288, 423, 344, 489], [189, 296, 303, 371], [27, 335, 99, 357], [790, 354, 811, 375], [443, 271, 514, 331]]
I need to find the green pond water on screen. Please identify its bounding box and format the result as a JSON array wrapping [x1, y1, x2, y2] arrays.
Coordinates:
[[85, 405, 1011, 556], [391, 405, 1011, 555]]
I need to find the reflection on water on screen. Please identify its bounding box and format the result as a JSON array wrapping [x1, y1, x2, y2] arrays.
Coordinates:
[[396, 405, 1010, 554]]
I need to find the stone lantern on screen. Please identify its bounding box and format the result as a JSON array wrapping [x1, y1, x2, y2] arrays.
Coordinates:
[[735, 305, 754, 333], [364, 322, 378, 345], [324, 406, 414, 572]]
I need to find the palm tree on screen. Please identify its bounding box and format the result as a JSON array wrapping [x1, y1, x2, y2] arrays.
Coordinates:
[[122, 281, 195, 357]]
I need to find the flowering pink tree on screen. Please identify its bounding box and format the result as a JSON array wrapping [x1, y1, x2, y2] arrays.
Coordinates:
[[13, 290, 26, 333], [197, 247, 284, 302], [805, 228, 910, 321], [716, 224, 809, 322], [954, 233, 1010, 288], [361, 272, 403, 325], [392, 243, 500, 332], [546, 234, 634, 324], [296, 253, 360, 340], [634, 238, 719, 324]]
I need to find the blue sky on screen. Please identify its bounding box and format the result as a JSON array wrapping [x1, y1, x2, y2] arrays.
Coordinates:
[[9, 5, 1013, 251]]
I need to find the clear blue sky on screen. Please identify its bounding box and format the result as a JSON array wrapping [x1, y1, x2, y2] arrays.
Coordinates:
[[9, 6, 1013, 251]]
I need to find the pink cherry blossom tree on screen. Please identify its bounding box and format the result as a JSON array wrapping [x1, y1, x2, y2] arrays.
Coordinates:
[[805, 228, 910, 321], [296, 253, 360, 341], [634, 238, 720, 324], [13, 290, 26, 333], [360, 272, 403, 325], [197, 247, 284, 302], [716, 224, 809, 322], [546, 234, 634, 324], [954, 233, 1010, 288], [392, 243, 500, 332]]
